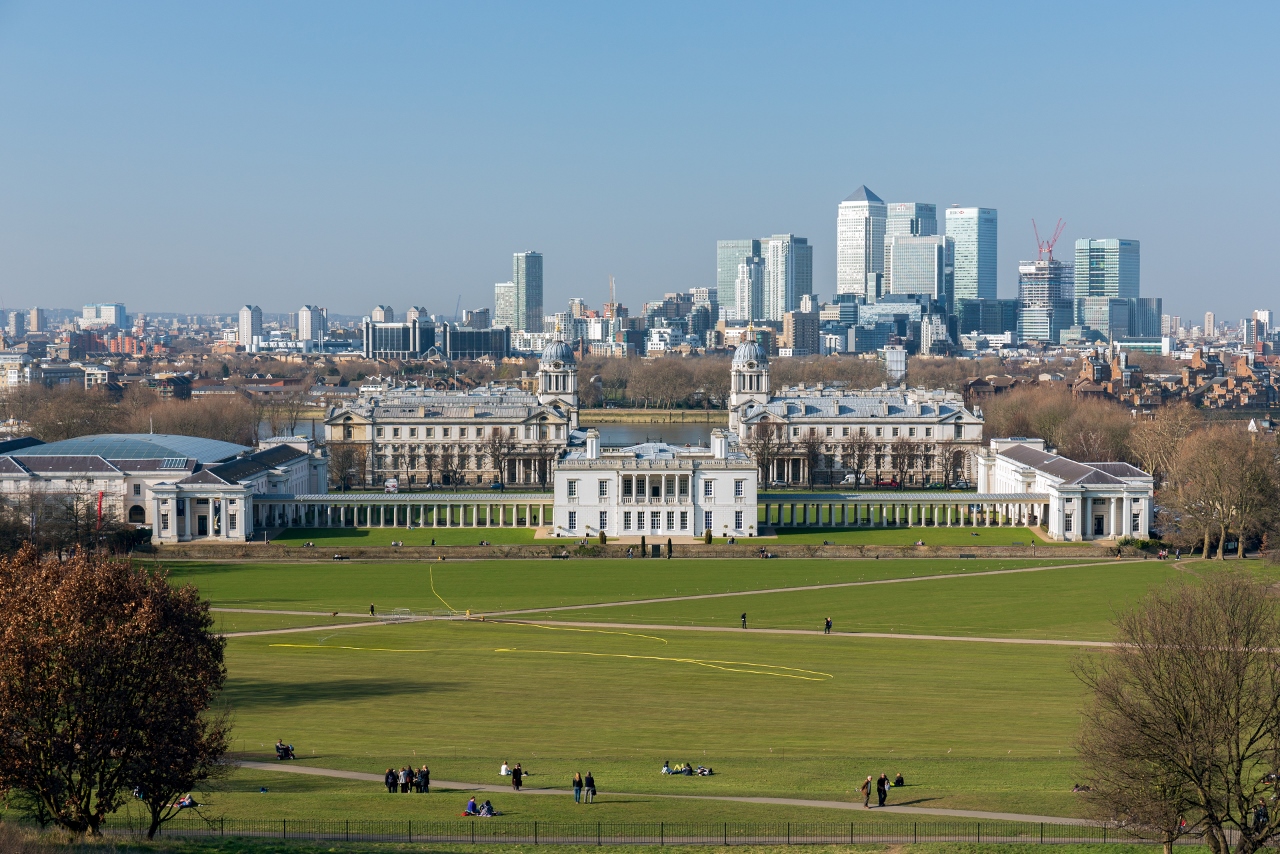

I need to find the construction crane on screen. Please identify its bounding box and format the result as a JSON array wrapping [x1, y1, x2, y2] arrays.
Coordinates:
[[454, 295, 461, 324], [1032, 218, 1066, 261]]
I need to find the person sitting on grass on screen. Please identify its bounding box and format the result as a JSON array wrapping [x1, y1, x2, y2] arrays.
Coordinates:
[[661, 761, 672, 775], [479, 800, 499, 816], [465, 797, 479, 815], [894, 773, 904, 787], [174, 794, 198, 810]]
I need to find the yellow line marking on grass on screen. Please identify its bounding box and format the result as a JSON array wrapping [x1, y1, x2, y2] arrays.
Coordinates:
[[268, 643, 832, 681], [492, 619, 668, 643], [429, 564, 458, 614]]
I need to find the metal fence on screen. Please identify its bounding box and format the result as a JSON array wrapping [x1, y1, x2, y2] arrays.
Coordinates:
[[115, 816, 1205, 846]]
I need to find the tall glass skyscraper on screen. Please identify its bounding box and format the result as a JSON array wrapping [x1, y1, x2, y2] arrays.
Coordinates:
[[883, 203, 937, 292], [716, 239, 761, 320], [734, 256, 765, 322], [1073, 239, 1139, 299], [763, 235, 813, 321], [836, 186, 886, 296], [494, 282, 516, 329], [945, 207, 998, 301], [886, 234, 952, 309], [513, 251, 543, 332], [1017, 258, 1074, 342]]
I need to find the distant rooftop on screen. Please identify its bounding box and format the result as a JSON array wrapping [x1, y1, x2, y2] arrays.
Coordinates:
[[843, 185, 883, 204], [2, 434, 248, 464]]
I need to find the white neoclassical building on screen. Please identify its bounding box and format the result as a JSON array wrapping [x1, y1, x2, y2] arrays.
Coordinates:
[[977, 438, 1153, 542], [552, 428, 758, 540]]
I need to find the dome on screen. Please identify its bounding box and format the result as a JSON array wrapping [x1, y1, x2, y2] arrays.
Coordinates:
[[3, 433, 249, 464], [732, 340, 768, 367], [540, 340, 576, 368]]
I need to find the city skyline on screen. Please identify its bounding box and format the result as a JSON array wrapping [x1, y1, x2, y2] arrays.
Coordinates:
[[1, 3, 1277, 319]]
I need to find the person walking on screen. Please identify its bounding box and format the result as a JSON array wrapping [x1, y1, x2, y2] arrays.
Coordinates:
[[370, 604, 376, 616], [511, 763, 523, 791], [384, 768, 397, 794], [741, 612, 747, 629], [824, 617, 832, 634], [860, 775, 872, 808], [584, 771, 596, 803], [401, 766, 412, 793], [418, 765, 430, 794], [572, 772, 583, 803], [876, 773, 888, 807]]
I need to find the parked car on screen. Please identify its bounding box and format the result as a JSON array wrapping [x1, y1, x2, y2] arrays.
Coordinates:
[[950, 479, 971, 490], [875, 479, 900, 488], [489, 481, 505, 490], [840, 474, 863, 485], [925, 481, 947, 489], [769, 480, 789, 489]]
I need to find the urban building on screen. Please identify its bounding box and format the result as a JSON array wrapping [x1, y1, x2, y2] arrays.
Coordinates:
[[1204, 312, 1216, 337], [297, 305, 326, 343], [81, 303, 127, 329], [883, 202, 937, 292], [762, 234, 813, 321], [1074, 239, 1140, 299], [446, 325, 511, 361], [945, 207, 998, 301], [237, 305, 262, 352], [734, 255, 765, 321], [836, 186, 887, 297], [7, 311, 25, 339], [886, 234, 953, 309], [1128, 297, 1163, 339], [781, 310, 820, 356], [976, 438, 1153, 542], [552, 429, 757, 540], [1017, 256, 1074, 342], [716, 239, 762, 320], [462, 308, 491, 329], [371, 306, 394, 323], [955, 299, 1018, 337], [494, 282, 517, 329], [28, 307, 46, 333], [514, 251, 544, 332], [361, 312, 438, 360]]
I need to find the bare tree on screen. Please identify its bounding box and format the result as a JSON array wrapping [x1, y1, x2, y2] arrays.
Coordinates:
[[889, 437, 917, 488], [482, 428, 516, 485], [744, 422, 783, 488], [326, 442, 365, 491], [798, 428, 823, 488], [1127, 403, 1202, 486], [1076, 572, 1280, 854]]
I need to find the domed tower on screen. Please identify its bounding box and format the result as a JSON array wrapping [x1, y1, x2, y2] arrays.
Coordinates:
[[729, 335, 770, 429], [537, 338, 579, 426]]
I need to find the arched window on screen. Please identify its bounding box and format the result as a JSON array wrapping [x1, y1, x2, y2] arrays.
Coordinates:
[[128, 505, 146, 523]]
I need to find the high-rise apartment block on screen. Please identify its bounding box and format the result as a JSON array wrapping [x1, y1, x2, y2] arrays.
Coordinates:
[[462, 308, 491, 329], [513, 251, 544, 333], [836, 186, 887, 296], [1204, 312, 1216, 337], [1017, 257, 1074, 342], [298, 305, 326, 343], [782, 310, 820, 355], [28, 307, 45, 333], [717, 239, 762, 319], [7, 311, 24, 339], [886, 234, 953, 309], [371, 305, 394, 323], [945, 207, 998, 301], [238, 305, 262, 352], [1074, 239, 1140, 299], [734, 256, 765, 322], [763, 235, 813, 321], [494, 283, 516, 328], [883, 202, 937, 292], [82, 303, 127, 328]]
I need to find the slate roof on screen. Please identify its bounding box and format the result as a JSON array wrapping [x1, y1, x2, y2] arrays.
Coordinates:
[[843, 185, 883, 203], [0, 437, 44, 454], [739, 394, 964, 422], [12, 455, 123, 474], [999, 443, 1133, 486]]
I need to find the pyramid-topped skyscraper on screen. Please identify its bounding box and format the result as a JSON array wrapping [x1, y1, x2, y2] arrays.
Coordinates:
[[837, 186, 887, 296]]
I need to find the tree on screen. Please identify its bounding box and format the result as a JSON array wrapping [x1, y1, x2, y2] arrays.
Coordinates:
[[326, 442, 365, 490], [798, 428, 823, 488], [0, 547, 228, 837], [743, 422, 782, 487], [1127, 403, 1201, 486], [840, 433, 872, 485], [889, 437, 917, 488], [482, 428, 516, 485], [1076, 572, 1280, 854]]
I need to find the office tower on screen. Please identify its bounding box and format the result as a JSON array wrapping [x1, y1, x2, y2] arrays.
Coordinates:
[[717, 239, 762, 318], [920, 313, 951, 354], [836, 186, 887, 296], [762, 235, 813, 321], [298, 305, 326, 342], [462, 308, 491, 329], [1204, 311, 1216, 337], [371, 305, 394, 322], [887, 235, 954, 309], [1017, 257, 1074, 342], [513, 251, 543, 332], [1074, 239, 1140, 300], [956, 299, 1019, 336], [494, 282, 516, 328], [1076, 297, 1131, 340], [945, 207, 998, 301], [6, 311, 24, 339], [734, 256, 765, 321], [82, 303, 127, 327], [884, 202, 937, 291], [799, 294, 817, 313], [1128, 297, 1163, 338], [238, 305, 262, 351], [782, 310, 820, 355], [28, 307, 45, 333], [690, 287, 717, 311]]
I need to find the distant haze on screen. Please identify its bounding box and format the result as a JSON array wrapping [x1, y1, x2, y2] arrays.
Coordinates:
[[0, 2, 1275, 321]]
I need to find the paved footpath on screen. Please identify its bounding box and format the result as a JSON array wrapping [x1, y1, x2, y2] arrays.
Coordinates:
[[238, 760, 1089, 825]]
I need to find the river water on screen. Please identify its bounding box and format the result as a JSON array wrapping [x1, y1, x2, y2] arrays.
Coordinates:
[[592, 423, 714, 447]]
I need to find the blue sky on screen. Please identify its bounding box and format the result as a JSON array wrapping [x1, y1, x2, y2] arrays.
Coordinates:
[[0, 1, 1275, 321]]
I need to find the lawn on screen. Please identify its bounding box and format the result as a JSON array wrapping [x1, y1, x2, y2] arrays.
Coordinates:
[[270, 527, 539, 547], [765, 527, 1064, 547], [520, 560, 1197, 641], [163, 558, 1090, 617], [214, 611, 380, 635]]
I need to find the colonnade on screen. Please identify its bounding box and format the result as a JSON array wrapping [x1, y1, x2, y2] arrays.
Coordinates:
[[762, 495, 1049, 530], [255, 494, 553, 529]]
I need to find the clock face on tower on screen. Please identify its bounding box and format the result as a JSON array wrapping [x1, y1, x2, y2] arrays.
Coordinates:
[[552, 361, 564, 370], [746, 361, 757, 370]]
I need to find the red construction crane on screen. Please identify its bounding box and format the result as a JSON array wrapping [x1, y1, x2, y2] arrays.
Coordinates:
[[1032, 218, 1066, 261]]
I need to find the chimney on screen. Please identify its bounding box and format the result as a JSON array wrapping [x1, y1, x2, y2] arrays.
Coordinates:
[[711, 429, 728, 460], [585, 428, 600, 460]]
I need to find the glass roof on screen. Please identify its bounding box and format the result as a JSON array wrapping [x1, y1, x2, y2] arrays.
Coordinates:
[[7, 434, 248, 463]]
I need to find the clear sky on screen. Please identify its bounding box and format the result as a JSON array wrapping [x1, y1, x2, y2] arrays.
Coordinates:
[[1, 1, 1275, 322]]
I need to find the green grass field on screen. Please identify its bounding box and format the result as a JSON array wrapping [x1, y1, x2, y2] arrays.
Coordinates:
[[141, 555, 1258, 828], [270, 527, 539, 547], [764, 527, 1064, 547], [214, 612, 380, 634]]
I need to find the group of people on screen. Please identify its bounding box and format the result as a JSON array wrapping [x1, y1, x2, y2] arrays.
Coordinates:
[[384, 765, 430, 793], [500, 761, 527, 790], [464, 797, 500, 816], [860, 773, 905, 808], [1155, 548, 1180, 559], [661, 761, 713, 777], [571, 771, 597, 803], [478, 540, 493, 546]]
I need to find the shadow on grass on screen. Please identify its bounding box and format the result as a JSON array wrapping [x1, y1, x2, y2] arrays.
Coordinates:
[[224, 677, 465, 708]]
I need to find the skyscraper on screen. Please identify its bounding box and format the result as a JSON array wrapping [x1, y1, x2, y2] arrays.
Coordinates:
[[762, 235, 813, 321], [734, 256, 765, 321], [717, 239, 762, 319], [886, 234, 953, 309], [28, 307, 45, 333], [298, 305, 326, 343], [238, 305, 262, 352], [836, 186, 887, 296], [371, 305, 394, 322], [1204, 311, 1216, 336], [514, 251, 543, 333], [883, 202, 937, 292], [494, 282, 516, 328], [945, 207, 998, 301], [7, 311, 25, 339], [1017, 257, 1074, 342], [1073, 239, 1140, 299]]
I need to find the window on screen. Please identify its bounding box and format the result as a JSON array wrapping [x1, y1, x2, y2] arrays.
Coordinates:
[[376, 427, 384, 438], [160, 513, 169, 531], [666, 511, 674, 529], [1065, 514, 1074, 533], [924, 427, 932, 438], [524, 426, 533, 439], [859, 426, 867, 436], [1132, 513, 1140, 532], [229, 513, 237, 531], [555, 425, 565, 439], [908, 427, 916, 437], [650, 511, 660, 530], [409, 428, 417, 438], [842, 427, 850, 437], [623, 511, 632, 530], [443, 427, 451, 438], [568, 511, 577, 530], [954, 424, 963, 439], [734, 480, 744, 497], [704, 510, 713, 530], [679, 511, 688, 530], [425, 427, 434, 438], [392, 427, 400, 438], [703, 480, 714, 498], [344, 425, 354, 439], [875, 427, 883, 437], [678, 477, 689, 497], [892, 427, 900, 437], [825, 427, 833, 437], [508, 427, 517, 436], [734, 510, 744, 529], [133, 484, 141, 496], [792, 427, 800, 437], [458, 427, 466, 438], [598, 480, 608, 498], [567, 480, 577, 498], [622, 479, 633, 497], [599, 511, 608, 530]]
